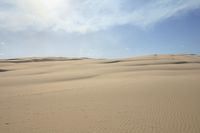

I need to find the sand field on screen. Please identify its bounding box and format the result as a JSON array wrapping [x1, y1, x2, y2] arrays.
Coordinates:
[[0, 54, 200, 133]]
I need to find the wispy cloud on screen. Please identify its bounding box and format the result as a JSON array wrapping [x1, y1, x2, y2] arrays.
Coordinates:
[[0, 41, 5, 56], [0, 0, 200, 33]]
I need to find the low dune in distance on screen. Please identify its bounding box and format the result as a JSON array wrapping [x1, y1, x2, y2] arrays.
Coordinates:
[[0, 54, 200, 133]]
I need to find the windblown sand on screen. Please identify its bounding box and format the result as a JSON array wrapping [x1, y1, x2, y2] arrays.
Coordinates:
[[0, 54, 200, 133]]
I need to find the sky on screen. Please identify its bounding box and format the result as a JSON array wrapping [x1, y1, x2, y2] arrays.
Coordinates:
[[0, 0, 200, 59]]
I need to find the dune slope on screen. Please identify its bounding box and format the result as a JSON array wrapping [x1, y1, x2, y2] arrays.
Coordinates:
[[0, 54, 200, 133]]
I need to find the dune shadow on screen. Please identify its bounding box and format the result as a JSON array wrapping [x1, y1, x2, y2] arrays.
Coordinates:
[[1, 57, 88, 63], [0, 69, 9, 72], [124, 61, 200, 67], [100, 60, 121, 64], [50, 75, 97, 83]]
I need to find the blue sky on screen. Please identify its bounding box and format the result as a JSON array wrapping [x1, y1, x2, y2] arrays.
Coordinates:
[[0, 0, 200, 58]]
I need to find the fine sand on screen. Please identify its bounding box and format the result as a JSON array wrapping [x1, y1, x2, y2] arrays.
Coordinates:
[[0, 54, 200, 133]]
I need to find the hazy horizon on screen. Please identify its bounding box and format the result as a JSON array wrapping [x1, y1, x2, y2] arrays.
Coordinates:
[[0, 0, 200, 59]]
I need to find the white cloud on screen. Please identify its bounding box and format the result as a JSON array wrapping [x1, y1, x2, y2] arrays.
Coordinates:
[[0, 0, 200, 33], [0, 41, 5, 45], [0, 42, 5, 56]]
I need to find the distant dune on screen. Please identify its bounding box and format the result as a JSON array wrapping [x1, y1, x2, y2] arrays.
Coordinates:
[[0, 54, 200, 133]]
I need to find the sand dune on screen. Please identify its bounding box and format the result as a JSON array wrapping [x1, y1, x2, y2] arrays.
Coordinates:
[[0, 54, 200, 133]]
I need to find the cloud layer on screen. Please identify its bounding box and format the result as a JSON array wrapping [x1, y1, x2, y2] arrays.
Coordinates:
[[0, 0, 200, 33]]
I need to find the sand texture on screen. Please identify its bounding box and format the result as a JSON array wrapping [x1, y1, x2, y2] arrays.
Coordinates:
[[0, 54, 200, 133]]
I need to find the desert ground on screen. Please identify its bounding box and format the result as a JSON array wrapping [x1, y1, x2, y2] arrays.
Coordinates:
[[0, 54, 200, 133]]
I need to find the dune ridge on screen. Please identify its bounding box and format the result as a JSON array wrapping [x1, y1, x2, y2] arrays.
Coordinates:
[[0, 54, 200, 133]]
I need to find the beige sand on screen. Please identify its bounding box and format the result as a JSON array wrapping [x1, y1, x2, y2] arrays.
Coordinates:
[[0, 54, 200, 133]]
